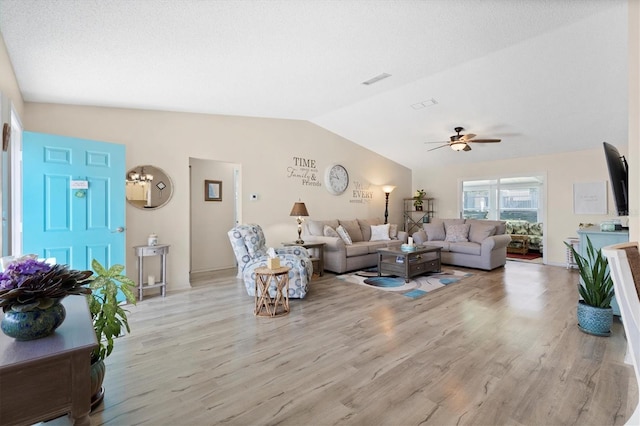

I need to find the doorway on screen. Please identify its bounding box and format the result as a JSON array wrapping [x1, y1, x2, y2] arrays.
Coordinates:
[[189, 157, 240, 284]]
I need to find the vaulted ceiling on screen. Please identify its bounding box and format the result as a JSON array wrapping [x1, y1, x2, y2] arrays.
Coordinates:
[[0, 0, 629, 169]]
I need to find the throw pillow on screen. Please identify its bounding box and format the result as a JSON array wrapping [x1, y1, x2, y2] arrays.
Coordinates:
[[389, 224, 398, 239], [370, 224, 391, 241], [469, 223, 496, 244], [412, 230, 427, 245], [445, 224, 470, 243], [358, 218, 382, 241], [423, 222, 445, 241], [336, 225, 353, 245], [323, 225, 340, 238], [339, 219, 364, 242]]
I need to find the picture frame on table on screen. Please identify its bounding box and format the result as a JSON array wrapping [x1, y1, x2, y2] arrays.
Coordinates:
[[204, 180, 222, 201]]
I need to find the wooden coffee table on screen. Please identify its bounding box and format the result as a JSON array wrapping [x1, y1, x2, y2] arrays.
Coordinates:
[[377, 246, 442, 283]]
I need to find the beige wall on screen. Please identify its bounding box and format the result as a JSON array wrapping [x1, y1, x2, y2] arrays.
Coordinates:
[[413, 147, 629, 266], [189, 157, 238, 273], [23, 103, 411, 290]]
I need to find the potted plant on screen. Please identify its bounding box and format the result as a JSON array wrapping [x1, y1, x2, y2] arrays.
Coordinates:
[[87, 259, 136, 408], [0, 256, 92, 340], [413, 189, 426, 211], [565, 236, 615, 336]]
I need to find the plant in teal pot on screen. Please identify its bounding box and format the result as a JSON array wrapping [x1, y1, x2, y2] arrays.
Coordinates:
[[565, 236, 615, 336], [0, 256, 92, 340]]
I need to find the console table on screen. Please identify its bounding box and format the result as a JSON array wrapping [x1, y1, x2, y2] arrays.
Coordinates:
[[0, 296, 97, 426], [134, 244, 169, 301]]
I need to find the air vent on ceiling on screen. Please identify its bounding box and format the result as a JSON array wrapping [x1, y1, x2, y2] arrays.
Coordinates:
[[362, 73, 391, 85]]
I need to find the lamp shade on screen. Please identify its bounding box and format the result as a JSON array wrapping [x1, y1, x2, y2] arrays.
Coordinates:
[[290, 202, 309, 217], [382, 185, 396, 194]]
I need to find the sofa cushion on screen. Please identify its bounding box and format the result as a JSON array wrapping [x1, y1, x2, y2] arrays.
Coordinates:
[[336, 225, 353, 245], [358, 218, 382, 241], [529, 222, 543, 236], [426, 241, 450, 251], [423, 222, 446, 241], [445, 224, 470, 243], [370, 224, 391, 241], [345, 243, 369, 257], [323, 225, 340, 238], [449, 242, 482, 255], [367, 242, 389, 253], [469, 223, 496, 244], [339, 219, 364, 242], [467, 219, 506, 235], [413, 229, 428, 245]]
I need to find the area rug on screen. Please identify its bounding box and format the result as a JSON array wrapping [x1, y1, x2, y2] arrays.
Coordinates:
[[336, 268, 473, 300], [507, 252, 543, 262]]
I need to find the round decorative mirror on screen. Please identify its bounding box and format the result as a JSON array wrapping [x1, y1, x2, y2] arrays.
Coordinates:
[[125, 165, 173, 209]]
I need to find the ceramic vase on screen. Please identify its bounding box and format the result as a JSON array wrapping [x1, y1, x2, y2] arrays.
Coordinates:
[[0, 300, 66, 340], [577, 300, 612, 336]]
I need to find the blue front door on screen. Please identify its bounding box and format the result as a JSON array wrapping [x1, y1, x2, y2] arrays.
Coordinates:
[[22, 132, 125, 270]]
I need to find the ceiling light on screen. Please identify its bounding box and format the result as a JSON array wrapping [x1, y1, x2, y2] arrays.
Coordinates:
[[450, 142, 467, 151], [362, 73, 391, 86]]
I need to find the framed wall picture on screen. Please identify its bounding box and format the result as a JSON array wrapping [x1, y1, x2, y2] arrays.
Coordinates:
[[204, 180, 222, 201]]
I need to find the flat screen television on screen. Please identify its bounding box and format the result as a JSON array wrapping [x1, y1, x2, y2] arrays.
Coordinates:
[[602, 142, 628, 216]]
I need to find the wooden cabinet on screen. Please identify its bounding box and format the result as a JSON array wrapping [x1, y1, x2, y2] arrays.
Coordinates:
[[0, 296, 97, 425], [403, 197, 434, 235]]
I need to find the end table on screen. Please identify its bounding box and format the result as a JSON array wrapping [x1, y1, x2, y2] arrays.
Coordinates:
[[282, 241, 325, 276], [254, 266, 291, 317]]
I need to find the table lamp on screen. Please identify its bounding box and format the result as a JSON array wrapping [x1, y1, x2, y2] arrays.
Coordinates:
[[290, 202, 309, 244]]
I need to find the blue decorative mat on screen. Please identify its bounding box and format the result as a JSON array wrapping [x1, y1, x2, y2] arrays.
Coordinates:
[[337, 268, 473, 299]]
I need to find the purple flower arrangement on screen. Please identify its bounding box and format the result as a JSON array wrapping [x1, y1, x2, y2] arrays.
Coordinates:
[[0, 256, 92, 312]]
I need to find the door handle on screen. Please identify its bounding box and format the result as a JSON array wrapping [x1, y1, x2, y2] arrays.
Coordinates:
[[112, 227, 125, 233]]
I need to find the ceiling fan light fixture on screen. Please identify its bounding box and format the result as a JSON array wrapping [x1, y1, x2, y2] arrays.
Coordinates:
[[450, 142, 467, 151]]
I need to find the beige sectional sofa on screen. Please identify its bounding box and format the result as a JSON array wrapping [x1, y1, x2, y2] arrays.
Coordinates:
[[412, 218, 511, 270], [302, 218, 408, 273]]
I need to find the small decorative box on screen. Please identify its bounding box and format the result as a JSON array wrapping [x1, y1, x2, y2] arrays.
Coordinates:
[[400, 244, 417, 252], [267, 258, 280, 269]]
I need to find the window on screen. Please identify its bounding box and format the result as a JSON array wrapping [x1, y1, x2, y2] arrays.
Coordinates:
[[462, 176, 543, 222]]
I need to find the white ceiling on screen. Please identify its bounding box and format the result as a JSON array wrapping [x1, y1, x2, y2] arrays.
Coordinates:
[[0, 0, 629, 169]]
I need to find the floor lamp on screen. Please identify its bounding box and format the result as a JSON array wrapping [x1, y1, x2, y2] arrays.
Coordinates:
[[382, 185, 396, 224]]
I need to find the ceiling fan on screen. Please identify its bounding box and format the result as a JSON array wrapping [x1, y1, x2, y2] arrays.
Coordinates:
[[426, 127, 501, 152]]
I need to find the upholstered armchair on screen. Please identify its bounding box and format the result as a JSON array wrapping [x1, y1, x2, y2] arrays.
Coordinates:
[[227, 224, 313, 298]]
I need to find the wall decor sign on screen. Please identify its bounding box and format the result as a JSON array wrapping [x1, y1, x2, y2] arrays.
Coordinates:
[[205, 180, 222, 201], [350, 181, 373, 204], [573, 181, 607, 214], [287, 157, 321, 187]]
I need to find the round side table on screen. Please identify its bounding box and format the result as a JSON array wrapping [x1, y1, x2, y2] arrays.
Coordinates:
[[254, 266, 291, 317]]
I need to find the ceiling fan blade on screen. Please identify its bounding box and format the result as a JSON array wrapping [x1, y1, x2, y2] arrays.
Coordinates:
[[427, 144, 449, 152], [463, 144, 472, 151], [460, 133, 476, 141], [469, 138, 501, 143], [425, 140, 449, 144]]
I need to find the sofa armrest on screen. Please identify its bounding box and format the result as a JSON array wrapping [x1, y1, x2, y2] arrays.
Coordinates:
[[481, 234, 512, 252], [303, 235, 345, 252], [276, 246, 310, 259]]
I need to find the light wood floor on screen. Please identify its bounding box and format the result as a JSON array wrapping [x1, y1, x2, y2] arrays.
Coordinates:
[[82, 261, 637, 426]]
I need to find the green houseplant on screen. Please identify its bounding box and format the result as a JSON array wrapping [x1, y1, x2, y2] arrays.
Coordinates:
[[413, 189, 426, 210], [565, 236, 615, 336], [87, 259, 136, 408]]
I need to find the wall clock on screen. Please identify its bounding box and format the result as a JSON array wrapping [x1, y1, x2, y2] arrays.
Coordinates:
[[325, 164, 349, 195]]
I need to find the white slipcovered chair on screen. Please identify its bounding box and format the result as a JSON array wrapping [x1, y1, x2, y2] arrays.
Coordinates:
[[602, 242, 640, 426], [227, 224, 313, 298]]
